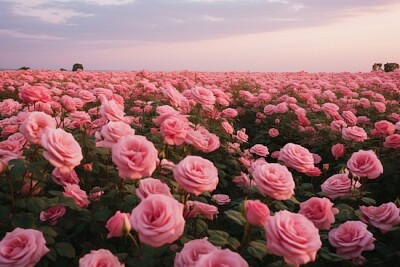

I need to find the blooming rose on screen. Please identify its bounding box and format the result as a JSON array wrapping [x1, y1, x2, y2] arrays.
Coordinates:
[[194, 249, 248, 267], [136, 177, 173, 200], [185, 127, 220, 153], [249, 144, 269, 157], [321, 172, 360, 199], [347, 150, 383, 179], [221, 108, 238, 118], [79, 249, 124, 267], [278, 143, 315, 174], [173, 155, 219, 196], [235, 128, 248, 143], [0, 228, 49, 267], [40, 128, 83, 172], [19, 111, 56, 144], [264, 210, 322, 266], [51, 168, 79, 185], [97, 121, 135, 149], [112, 135, 158, 179], [359, 202, 400, 233], [331, 143, 345, 160], [160, 116, 189, 146], [130, 194, 185, 247], [252, 163, 295, 200], [268, 128, 279, 138], [328, 221, 375, 260], [106, 211, 131, 238], [18, 84, 52, 103], [211, 194, 231, 205], [342, 110, 357, 126], [63, 183, 90, 208], [99, 99, 126, 122], [40, 205, 66, 225], [245, 199, 270, 226], [384, 134, 400, 149], [184, 201, 219, 220], [221, 120, 234, 135], [0, 98, 22, 116], [191, 86, 216, 106], [342, 126, 368, 142], [371, 120, 395, 136], [174, 238, 219, 267], [299, 197, 339, 230]]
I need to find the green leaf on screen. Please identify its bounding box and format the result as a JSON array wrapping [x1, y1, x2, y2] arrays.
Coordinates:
[[39, 226, 58, 237], [207, 230, 229, 246], [248, 240, 267, 260], [94, 208, 113, 222], [8, 159, 26, 181], [319, 248, 344, 262], [361, 197, 376, 206], [54, 242, 76, 258], [227, 236, 241, 250], [300, 183, 314, 190], [46, 248, 58, 262], [26, 197, 48, 213], [11, 213, 35, 228], [224, 210, 246, 226], [0, 206, 11, 221]]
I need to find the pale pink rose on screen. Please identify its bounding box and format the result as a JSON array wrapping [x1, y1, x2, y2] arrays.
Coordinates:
[[252, 163, 295, 200], [221, 108, 238, 118], [0, 98, 22, 116], [191, 86, 216, 106], [263, 104, 276, 115], [83, 162, 93, 172], [342, 110, 357, 126], [232, 172, 256, 188], [98, 121, 135, 149], [160, 116, 189, 146], [130, 194, 185, 247], [184, 201, 219, 220], [60, 95, 77, 112], [40, 205, 66, 225], [274, 102, 288, 113], [239, 156, 251, 168], [211, 194, 231, 205], [328, 221, 375, 260], [0, 140, 23, 164], [99, 99, 126, 122], [51, 168, 79, 185], [299, 197, 339, 230], [185, 127, 220, 153], [40, 128, 83, 172], [174, 238, 219, 267], [63, 183, 90, 208], [270, 150, 280, 159], [66, 111, 91, 129], [371, 120, 395, 136], [174, 155, 218, 196], [249, 157, 267, 174], [79, 249, 124, 267], [330, 120, 347, 132], [112, 135, 158, 180], [321, 172, 361, 199], [384, 134, 400, 149], [342, 126, 368, 142], [221, 120, 234, 135], [264, 210, 322, 267], [235, 128, 248, 143], [20, 179, 42, 196], [312, 153, 322, 164], [245, 199, 270, 226], [106, 211, 131, 238], [19, 111, 56, 144], [193, 249, 248, 267], [347, 150, 383, 179], [153, 105, 182, 126], [0, 228, 49, 267], [1, 124, 18, 139], [162, 84, 183, 107], [136, 177, 173, 200], [356, 116, 371, 126], [331, 143, 345, 160], [7, 132, 26, 147], [249, 144, 269, 157], [278, 143, 315, 174], [322, 102, 339, 117], [160, 158, 175, 170], [78, 90, 96, 104], [359, 202, 400, 233], [267, 128, 279, 138], [373, 101, 386, 113], [18, 84, 52, 103]]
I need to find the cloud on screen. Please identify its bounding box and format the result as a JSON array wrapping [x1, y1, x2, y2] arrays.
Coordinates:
[[0, 28, 65, 40], [203, 15, 225, 22]]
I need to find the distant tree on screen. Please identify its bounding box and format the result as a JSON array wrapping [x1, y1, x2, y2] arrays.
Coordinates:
[[372, 63, 382, 71], [72, 63, 83, 72], [60, 68, 67, 71], [384, 63, 399, 72], [18, 66, 30, 70]]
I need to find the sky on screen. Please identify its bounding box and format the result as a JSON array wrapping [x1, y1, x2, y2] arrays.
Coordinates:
[[0, 0, 399, 72]]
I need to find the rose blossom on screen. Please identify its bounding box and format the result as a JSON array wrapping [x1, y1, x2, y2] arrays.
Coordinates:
[[235, 128, 248, 143], [211, 194, 231, 205], [174, 238, 219, 267], [184, 201, 219, 220], [331, 143, 345, 160], [245, 199, 270, 226], [63, 183, 90, 208], [371, 120, 395, 136], [359, 202, 400, 233], [384, 134, 400, 149], [342, 126, 368, 142], [299, 197, 339, 230], [112, 135, 159, 180], [106, 211, 131, 238], [160, 116, 189, 146], [136, 177, 173, 200], [173, 155, 219, 196], [40, 128, 83, 172], [347, 150, 383, 179], [221, 108, 238, 118], [249, 144, 269, 157], [328, 221, 375, 260], [0, 98, 22, 116], [185, 127, 220, 153], [0, 228, 49, 267], [342, 110, 357, 126], [19, 111, 56, 144], [79, 249, 124, 267], [268, 128, 279, 137], [51, 168, 79, 185], [221, 120, 234, 135], [18, 84, 52, 103], [252, 163, 295, 200], [97, 121, 135, 149], [321, 172, 360, 199], [130, 194, 185, 247], [194, 249, 248, 267], [278, 143, 315, 174], [264, 210, 322, 267], [191, 86, 216, 106], [40, 205, 66, 225], [99, 99, 126, 122]]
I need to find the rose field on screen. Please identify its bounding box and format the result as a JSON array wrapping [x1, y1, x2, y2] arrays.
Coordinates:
[[1, 69, 400, 267]]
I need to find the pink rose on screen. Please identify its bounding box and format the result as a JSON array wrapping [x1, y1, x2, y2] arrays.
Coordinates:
[[328, 221, 375, 260], [51, 168, 79, 185], [185, 127, 220, 153], [173, 155, 219, 196], [221, 108, 238, 118], [0, 140, 23, 164], [0, 98, 22, 116], [221, 120, 234, 135], [99, 99, 126, 122], [0, 228, 49, 267], [191, 86, 216, 106], [111, 135, 158, 180], [106, 211, 131, 238], [184, 200, 219, 220], [97, 121, 135, 149], [21, 179, 42, 196], [331, 143, 345, 160], [321, 172, 360, 199], [278, 143, 315, 174], [268, 128, 279, 138], [249, 144, 269, 157], [330, 120, 347, 132], [373, 101, 386, 113], [136, 177, 173, 200], [384, 134, 400, 149], [160, 116, 189, 146], [63, 183, 90, 208], [174, 238, 219, 267], [40, 128, 83, 172], [359, 202, 400, 233], [79, 249, 124, 267], [40, 205, 66, 225], [19, 111, 56, 144], [342, 126, 368, 142], [18, 84, 52, 103], [245, 199, 270, 226], [60, 95, 77, 112], [211, 194, 231, 205], [347, 150, 383, 179], [252, 163, 295, 200], [130, 194, 185, 247], [264, 210, 322, 266], [235, 128, 248, 143], [299, 197, 339, 230], [194, 249, 248, 267], [342, 110, 357, 126], [371, 120, 395, 136]]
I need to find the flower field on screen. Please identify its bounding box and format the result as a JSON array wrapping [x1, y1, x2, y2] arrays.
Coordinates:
[[0, 69, 400, 266]]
